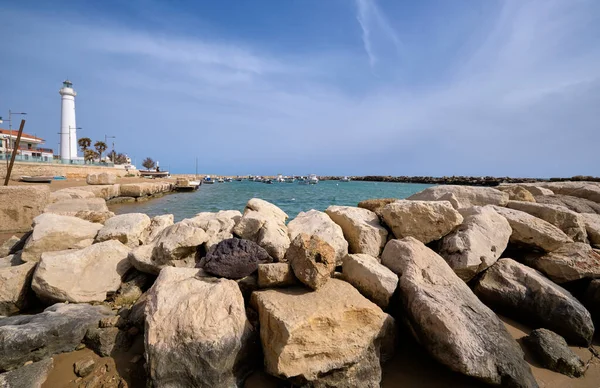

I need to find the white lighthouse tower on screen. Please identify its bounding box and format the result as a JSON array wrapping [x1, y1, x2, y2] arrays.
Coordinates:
[[59, 80, 77, 160]]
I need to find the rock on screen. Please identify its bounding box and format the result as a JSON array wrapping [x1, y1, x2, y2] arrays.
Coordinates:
[[535, 194, 600, 214], [86, 172, 117, 185], [145, 268, 255, 387], [515, 185, 554, 196], [382, 237, 537, 387], [99, 316, 122, 328], [287, 210, 348, 265], [85, 327, 131, 357], [127, 292, 148, 329], [76, 184, 120, 200], [21, 213, 103, 262], [286, 234, 336, 290], [342, 254, 398, 309], [536, 181, 600, 204], [50, 188, 96, 203], [145, 214, 174, 243], [0, 303, 112, 370], [496, 186, 536, 202], [0, 358, 54, 387], [251, 279, 395, 386], [438, 206, 511, 281], [256, 219, 290, 262], [244, 198, 288, 224], [380, 200, 463, 243], [129, 244, 196, 275], [582, 279, 600, 323], [325, 206, 387, 257], [523, 329, 585, 377], [0, 262, 36, 316], [120, 182, 172, 198], [152, 223, 207, 264], [474, 258, 594, 345], [0, 254, 23, 269], [525, 242, 600, 284], [182, 210, 242, 249], [257, 263, 298, 288], [492, 206, 573, 251], [407, 185, 509, 209], [236, 275, 258, 304], [43, 198, 114, 224], [95, 213, 151, 247], [357, 198, 398, 216], [0, 186, 50, 233], [232, 211, 268, 241], [74, 356, 96, 377], [31, 240, 131, 303], [0, 236, 21, 257], [580, 213, 600, 246], [507, 201, 588, 243], [204, 238, 272, 279]]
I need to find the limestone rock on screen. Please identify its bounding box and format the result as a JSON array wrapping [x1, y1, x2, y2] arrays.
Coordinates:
[[0, 358, 54, 387], [95, 213, 151, 248], [526, 242, 600, 284], [232, 210, 268, 241], [257, 263, 298, 288], [76, 184, 120, 200], [474, 258, 594, 345], [85, 327, 131, 357], [21, 213, 102, 262], [256, 219, 290, 261], [145, 268, 255, 387], [204, 238, 273, 279], [523, 329, 585, 377], [244, 198, 288, 224], [0, 236, 22, 257], [515, 185, 554, 196], [0, 186, 50, 233], [492, 206, 573, 251], [152, 223, 208, 264], [342, 254, 398, 309], [407, 185, 509, 209], [0, 254, 23, 269], [31, 240, 131, 303], [535, 194, 600, 214], [120, 182, 172, 198], [357, 198, 398, 216], [145, 214, 174, 243], [288, 209, 348, 265], [381, 200, 463, 243], [0, 303, 112, 370], [74, 356, 95, 377], [287, 234, 336, 290], [580, 213, 600, 246], [438, 206, 511, 281], [536, 181, 600, 204], [325, 206, 387, 257], [86, 172, 117, 185], [0, 262, 36, 316], [50, 188, 97, 203], [129, 244, 196, 275], [382, 237, 537, 387], [496, 186, 536, 202], [182, 210, 242, 249], [251, 279, 395, 386], [507, 201, 588, 243], [43, 197, 114, 224]]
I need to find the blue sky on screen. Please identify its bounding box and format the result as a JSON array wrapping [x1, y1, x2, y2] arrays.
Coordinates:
[[0, 0, 599, 177]]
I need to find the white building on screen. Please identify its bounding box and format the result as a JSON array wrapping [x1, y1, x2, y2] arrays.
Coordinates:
[[59, 79, 78, 160], [0, 129, 54, 161]]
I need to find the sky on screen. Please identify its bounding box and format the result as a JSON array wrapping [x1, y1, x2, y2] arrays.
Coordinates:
[[0, 0, 599, 177]]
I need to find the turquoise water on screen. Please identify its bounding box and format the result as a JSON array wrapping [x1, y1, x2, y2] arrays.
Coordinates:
[[111, 180, 433, 222]]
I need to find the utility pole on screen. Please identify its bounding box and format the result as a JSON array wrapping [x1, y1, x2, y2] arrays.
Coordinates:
[[105, 135, 115, 164]]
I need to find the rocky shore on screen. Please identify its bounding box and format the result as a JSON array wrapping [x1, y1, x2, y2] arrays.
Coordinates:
[[1, 180, 600, 387]]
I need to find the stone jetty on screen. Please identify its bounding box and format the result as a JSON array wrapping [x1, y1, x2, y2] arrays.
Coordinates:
[[1, 181, 600, 386]]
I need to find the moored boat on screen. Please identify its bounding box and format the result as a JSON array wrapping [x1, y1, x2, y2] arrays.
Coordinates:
[[308, 174, 319, 184], [341, 176, 351, 182], [203, 175, 215, 184], [20, 176, 53, 183], [139, 170, 170, 178], [217, 177, 224, 183]]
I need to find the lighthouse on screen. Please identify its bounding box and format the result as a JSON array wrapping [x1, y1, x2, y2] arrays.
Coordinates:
[[59, 80, 77, 160]]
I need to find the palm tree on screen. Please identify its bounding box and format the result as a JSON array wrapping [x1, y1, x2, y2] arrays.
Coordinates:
[[84, 149, 99, 164], [78, 137, 91, 154], [94, 141, 107, 162]]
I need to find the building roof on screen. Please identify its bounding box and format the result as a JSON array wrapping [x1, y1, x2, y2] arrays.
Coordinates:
[[0, 129, 45, 142]]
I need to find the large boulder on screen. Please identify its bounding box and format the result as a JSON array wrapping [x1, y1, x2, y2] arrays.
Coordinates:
[[438, 206, 511, 281], [535, 181, 600, 204], [0, 236, 21, 258], [507, 201, 588, 243], [145, 268, 255, 387], [495, 186, 536, 202], [492, 206, 573, 251], [204, 238, 273, 279], [129, 244, 196, 275], [511, 184, 554, 197], [244, 198, 288, 224], [152, 223, 208, 264], [182, 210, 242, 249], [0, 186, 50, 233], [0, 358, 54, 387], [325, 206, 387, 257], [76, 184, 120, 200], [86, 172, 117, 185], [0, 262, 36, 316], [407, 185, 509, 209], [535, 194, 600, 214], [120, 182, 172, 198], [21, 213, 102, 262], [580, 213, 600, 246], [145, 214, 174, 243], [286, 233, 336, 290], [582, 279, 600, 323], [257, 263, 298, 288], [380, 200, 463, 243], [95, 213, 151, 247], [50, 188, 96, 203], [357, 198, 398, 216], [342, 254, 398, 309], [0, 303, 112, 370], [288, 210, 348, 265], [523, 329, 585, 377], [251, 279, 395, 387], [381, 237, 536, 387], [31, 240, 131, 303], [43, 198, 114, 224], [474, 258, 594, 345], [525, 242, 600, 284]]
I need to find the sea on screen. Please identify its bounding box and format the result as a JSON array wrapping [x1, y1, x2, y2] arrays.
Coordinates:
[[110, 180, 433, 222]]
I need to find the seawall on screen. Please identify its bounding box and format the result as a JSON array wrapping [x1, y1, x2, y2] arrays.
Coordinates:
[[0, 161, 132, 180]]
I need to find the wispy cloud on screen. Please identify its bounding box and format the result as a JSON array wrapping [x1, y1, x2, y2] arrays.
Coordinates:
[[354, 0, 402, 68]]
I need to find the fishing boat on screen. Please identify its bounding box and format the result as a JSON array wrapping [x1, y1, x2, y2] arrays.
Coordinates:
[[308, 174, 319, 184], [174, 178, 201, 192], [203, 175, 215, 184], [20, 176, 53, 183], [275, 174, 285, 183], [341, 176, 351, 182], [225, 177, 233, 182], [284, 176, 295, 183], [217, 177, 224, 183], [236, 176, 243, 181], [263, 179, 273, 184], [139, 170, 170, 178]]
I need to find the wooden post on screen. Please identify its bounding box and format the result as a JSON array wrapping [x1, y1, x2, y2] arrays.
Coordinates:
[[4, 119, 26, 186]]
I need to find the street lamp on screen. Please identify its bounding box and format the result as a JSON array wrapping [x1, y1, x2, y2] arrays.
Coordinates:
[[105, 135, 116, 163]]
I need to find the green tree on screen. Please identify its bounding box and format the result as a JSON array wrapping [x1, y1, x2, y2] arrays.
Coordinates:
[[115, 153, 128, 164], [78, 137, 91, 154], [142, 157, 155, 170], [84, 149, 99, 164], [94, 141, 107, 162]]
